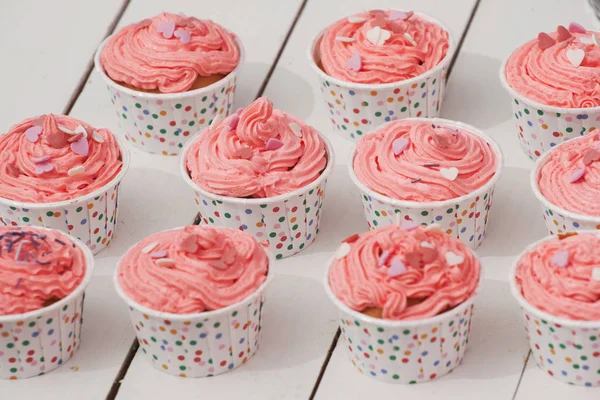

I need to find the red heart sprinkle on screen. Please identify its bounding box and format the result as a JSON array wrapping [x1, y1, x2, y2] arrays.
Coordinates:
[[342, 233, 360, 243], [582, 148, 600, 165], [404, 251, 422, 268], [180, 235, 199, 253], [538, 32, 556, 50], [421, 247, 438, 263], [67, 132, 84, 143], [568, 22, 586, 34], [388, 21, 406, 34], [46, 130, 69, 149], [265, 138, 284, 151], [371, 13, 387, 28], [557, 25, 572, 42]]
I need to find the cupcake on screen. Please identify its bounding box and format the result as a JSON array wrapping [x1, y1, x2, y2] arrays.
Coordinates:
[[531, 133, 600, 234], [94, 12, 244, 155], [181, 97, 334, 259], [349, 118, 503, 248], [510, 231, 600, 386], [0, 114, 129, 255], [500, 22, 600, 159], [308, 9, 453, 141], [0, 226, 94, 379], [114, 225, 273, 378], [325, 224, 481, 383]]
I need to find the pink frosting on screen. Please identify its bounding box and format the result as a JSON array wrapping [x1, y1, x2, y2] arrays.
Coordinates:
[[117, 226, 269, 314], [516, 233, 600, 321], [0, 226, 87, 316], [319, 10, 449, 84], [352, 120, 498, 202], [538, 133, 600, 216], [100, 12, 240, 93], [505, 28, 600, 107], [329, 225, 480, 321], [186, 97, 328, 198], [0, 114, 123, 203]]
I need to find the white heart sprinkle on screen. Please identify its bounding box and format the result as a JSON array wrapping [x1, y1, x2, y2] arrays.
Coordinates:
[[335, 242, 352, 259], [91, 131, 104, 143], [74, 125, 88, 137], [142, 241, 159, 254], [58, 125, 75, 135], [421, 241, 434, 249], [594, 33, 600, 47], [289, 122, 303, 137], [445, 251, 464, 266], [210, 114, 222, 128], [580, 37, 594, 45], [566, 48, 585, 67], [403, 32, 417, 46], [592, 268, 600, 281], [440, 167, 459, 181], [425, 224, 443, 233], [336, 36, 354, 43], [67, 166, 85, 176], [156, 258, 175, 267], [348, 16, 366, 23], [366, 26, 391, 46]]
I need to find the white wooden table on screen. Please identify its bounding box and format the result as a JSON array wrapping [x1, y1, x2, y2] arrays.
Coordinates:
[[2, 0, 599, 398]]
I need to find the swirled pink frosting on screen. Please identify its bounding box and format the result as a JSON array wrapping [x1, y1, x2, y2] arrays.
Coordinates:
[[117, 226, 269, 314], [352, 120, 498, 202], [505, 28, 600, 107], [537, 133, 600, 216], [516, 233, 600, 321], [0, 114, 122, 203], [329, 225, 480, 320], [186, 97, 328, 198], [100, 12, 240, 93], [319, 10, 449, 84], [0, 227, 87, 316]]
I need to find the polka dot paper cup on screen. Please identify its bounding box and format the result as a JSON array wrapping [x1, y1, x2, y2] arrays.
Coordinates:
[[180, 131, 334, 260], [94, 37, 244, 156], [0, 228, 94, 380], [499, 55, 600, 161], [307, 13, 454, 142], [324, 255, 482, 384], [509, 232, 600, 386], [114, 232, 274, 378], [0, 136, 130, 255], [530, 137, 600, 235], [348, 118, 504, 249]]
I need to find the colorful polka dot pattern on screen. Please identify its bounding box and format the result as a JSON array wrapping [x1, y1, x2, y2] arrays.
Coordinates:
[[315, 68, 447, 142], [539, 204, 600, 236], [509, 96, 600, 160], [337, 301, 475, 383], [521, 310, 600, 386], [357, 187, 496, 250], [193, 183, 327, 259], [105, 74, 237, 156], [128, 290, 266, 378], [0, 183, 121, 255], [0, 291, 86, 379]]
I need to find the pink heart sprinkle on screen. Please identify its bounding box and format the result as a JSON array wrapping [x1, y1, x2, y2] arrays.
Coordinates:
[[551, 251, 569, 268], [180, 235, 198, 253], [582, 148, 600, 165], [223, 249, 236, 265], [388, 10, 413, 21], [392, 138, 409, 155], [34, 161, 53, 175], [538, 32, 556, 50], [150, 249, 168, 259], [25, 126, 42, 142], [67, 132, 84, 143], [401, 220, 419, 231], [157, 20, 175, 39], [378, 250, 391, 266], [174, 29, 191, 44], [31, 155, 50, 164], [70, 136, 89, 156], [228, 114, 240, 131], [569, 22, 586, 34], [569, 168, 585, 183], [347, 52, 362, 71], [265, 138, 284, 151], [387, 257, 406, 277]]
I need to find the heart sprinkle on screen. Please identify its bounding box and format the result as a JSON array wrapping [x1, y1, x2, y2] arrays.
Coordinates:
[[234, 147, 253, 159], [401, 220, 419, 231], [67, 166, 85, 177], [33, 115, 47, 126], [223, 249, 236, 265], [157, 20, 176, 39], [582, 148, 600, 165], [569, 168, 586, 183], [174, 29, 191, 44], [566, 48, 585, 67], [91, 131, 104, 143], [568, 22, 586, 34], [347, 52, 362, 71], [228, 114, 240, 131], [440, 167, 459, 181], [378, 250, 391, 266], [180, 234, 199, 253], [335, 242, 352, 259], [592, 268, 600, 281], [580, 36, 594, 45], [348, 16, 366, 24], [57, 125, 75, 135], [556, 25, 572, 42], [445, 251, 464, 266], [35, 162, 53, 175], [425, 223, 443, 233], [421, 241, 434, 249], [70, 136, 89, 156], [538, 32, 556, 50], [289, 122, 303, 137], [433, 133, 451, 148], [366, 26, 391, 46], [31, 155, 50, 164], [210, 114, 222, 128], [371, 13, 387, 28], [342, 233, 360, 244], [74, 125, 88, 137], [141, 242, 159, 254], [388, 10, 413, 21], [265, 138, 284, 151], [421, 247, 438, 263], [150, 249, 168, 259], [67, 133, 84, 143], [156, 258, 175, 267], [404, 252, 422, 268], [551, 251, 569, 268], [403, 32, 417, 46], [392, 137, 409, 155], [387, 257, 407, 277], [25, 126, 42, 143], [6, 164, 20, 177], [336, 36, 354, 43]]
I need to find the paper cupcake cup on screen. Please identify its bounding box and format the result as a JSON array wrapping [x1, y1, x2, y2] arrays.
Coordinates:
[[348, 118, 504, 249], [530, 137, 600, 235], [307, 12, 454, 142], [499, 53, 600, 161], [0, 136, 130, 255], [509, 232, 600, 386], [114, 230, 274, 378], [324, 253, 482, 384], [0, 228, 94, 380], [180, 130, 335, 260], [94, 37, 245, 156]]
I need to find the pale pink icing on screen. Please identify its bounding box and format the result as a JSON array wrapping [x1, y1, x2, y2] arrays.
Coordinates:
[[117, 226, 269, 314], [516, 233, 600, 321], [186, 97, 328, 198], [0, 114, 122, 203], [0, 226, 87, 316], [100, 12, 240, 93], [505, 29, 600, 107], [352, 120, 498, 202], [329, 225, 480, 321], [319, 10, 449, 84], [537, 133, 600, 216]]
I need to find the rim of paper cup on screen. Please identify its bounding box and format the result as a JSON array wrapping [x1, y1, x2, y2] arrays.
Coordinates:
[[113, 225, 275, 320], [0, 227, 94, 323], [307, 11, 455, 90], [530, 136, 600, 224], [348, 117, 504, 209], [509, 230, 600, 328], [0, 133, 131, 209], [499, 48, 600, 114], [180, 125, 335, 205], [323, 246, 484, 328], [94, 35, 245, 100]]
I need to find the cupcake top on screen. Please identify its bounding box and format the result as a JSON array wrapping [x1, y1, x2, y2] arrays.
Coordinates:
[[515, 232, 600, 321], [537, 133, 600, 216], [0, 227, 87, 316], [329, 224, 480, 321], [505, 23, 600, 108], [352, 120, 498, 202], [117, 226, 269, 314], [100, 12, 240, 93], [0, 114, 123, 203], [319, 10, 449, 84], [186, 97, 328, 198]]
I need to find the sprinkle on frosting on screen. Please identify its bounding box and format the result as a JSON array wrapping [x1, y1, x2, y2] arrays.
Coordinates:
[[569, 22, 586, 34], [346, 52, 362, 71], [551, 250, 570, 268]]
